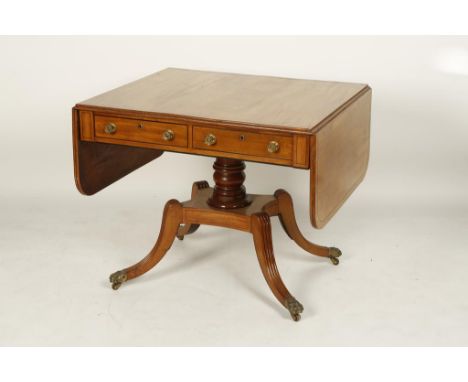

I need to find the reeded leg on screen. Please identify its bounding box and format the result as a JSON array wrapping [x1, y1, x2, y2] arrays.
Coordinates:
[[176, 180, 210, 240], [274, 189, 342, 265], [109, 199, 183, 290], [251, 212, 304, 321]]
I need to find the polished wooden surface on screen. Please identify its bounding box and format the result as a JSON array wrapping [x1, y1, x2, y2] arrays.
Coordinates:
[[95, 115, 188, 148], [193, 125, 293, 161], [207, 158, 251, 209], [74, 68, 371, 320], [310, 89, 372, 228], [74, 68, 371, 224], [92, 119, 299, 167], [72, 108, 163, 195], [78, 68, 369, 132], [110, 199, 183, 283], [110, 179, 341, 321], [176, 180, 209, 240]]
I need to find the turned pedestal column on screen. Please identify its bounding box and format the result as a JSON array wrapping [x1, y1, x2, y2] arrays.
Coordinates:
[[207, 157, 252, 209]]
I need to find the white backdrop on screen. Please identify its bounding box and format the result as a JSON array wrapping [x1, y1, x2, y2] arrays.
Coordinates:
[[0, 36, 467, 345]]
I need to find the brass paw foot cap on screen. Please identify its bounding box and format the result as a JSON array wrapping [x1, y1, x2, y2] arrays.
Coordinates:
[[329, 247, 342, 257], [285, 296, 304, 322], [109, 270, 127, 290], [328, 247, 341, 265], [291, 313, 301, 321]]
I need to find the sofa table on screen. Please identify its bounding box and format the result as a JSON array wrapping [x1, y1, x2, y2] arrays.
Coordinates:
[[72, 68, 371, 321]]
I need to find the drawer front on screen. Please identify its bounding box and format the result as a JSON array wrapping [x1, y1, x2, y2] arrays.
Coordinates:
[[193, 126, 293, 161], [95, 115, 188, 147]]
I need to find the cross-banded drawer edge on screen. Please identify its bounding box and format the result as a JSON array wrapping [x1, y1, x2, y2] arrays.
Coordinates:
[[77, 109, 310, 169]]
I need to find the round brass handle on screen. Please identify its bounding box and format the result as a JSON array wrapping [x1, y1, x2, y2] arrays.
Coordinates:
[[163, 129, 175, 141], [204, 133, 217, 146], [267, 141, 280, 153], [104, 123, 117, 134]]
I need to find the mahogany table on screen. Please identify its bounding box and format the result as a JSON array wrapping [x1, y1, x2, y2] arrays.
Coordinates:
[[72, 68, 371, 321]]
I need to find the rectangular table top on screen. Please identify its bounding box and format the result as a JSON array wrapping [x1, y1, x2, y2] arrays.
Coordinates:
[[74, 68, 372, 228], [78, 68, 369, 133]]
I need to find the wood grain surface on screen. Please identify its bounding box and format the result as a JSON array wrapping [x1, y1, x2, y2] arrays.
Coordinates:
[[310, 89, 372, 228], [72, 108, 163, 195], [77, 68, 368, 132], [74, 68, 372, 228], [193, 125, 293, 161], [109, 182, 339, 320], [94, 114, 188, 147]]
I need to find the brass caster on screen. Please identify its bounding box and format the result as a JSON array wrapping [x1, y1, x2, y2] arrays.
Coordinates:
[[109, 270, 127, 290], [329, 256, 339, 266], [112, 282, 122, 290], [285, 296, 304, 322], [328, 247, 342, 265], [176, 234, 184, 241], [291, 313, 301, 322]]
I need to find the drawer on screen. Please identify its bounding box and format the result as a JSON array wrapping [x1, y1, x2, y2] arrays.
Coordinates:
[[193, 126, 293, 161], [94, 115, 188, 147]]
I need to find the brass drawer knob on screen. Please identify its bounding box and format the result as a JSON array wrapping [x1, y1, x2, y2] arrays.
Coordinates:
[[267, 141, 280, 153], [204, 133, 217, 146], [163, 129, 175, 141], [104, 123, 117, 134]]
